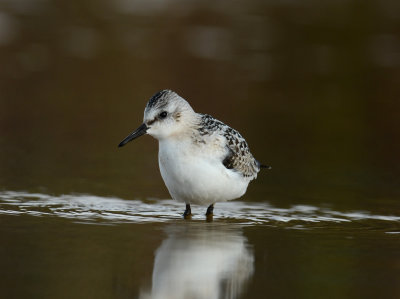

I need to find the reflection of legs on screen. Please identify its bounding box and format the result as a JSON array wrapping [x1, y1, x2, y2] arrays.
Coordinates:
[[183, 204, 192, 218], [206, 204, 214, 216]]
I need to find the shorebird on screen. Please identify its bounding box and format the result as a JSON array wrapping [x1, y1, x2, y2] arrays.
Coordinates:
[[118, 90, 269, 217]]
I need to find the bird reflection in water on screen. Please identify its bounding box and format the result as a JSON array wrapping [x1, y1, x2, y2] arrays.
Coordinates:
[[140, 224, 254, 299]]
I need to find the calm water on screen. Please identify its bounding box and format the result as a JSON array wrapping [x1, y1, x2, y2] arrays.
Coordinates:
[[1, 0, 400, 298], [1, 191, 399, 298]]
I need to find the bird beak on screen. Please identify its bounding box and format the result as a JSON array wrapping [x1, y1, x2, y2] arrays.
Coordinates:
[[118, 123, 148, 147]]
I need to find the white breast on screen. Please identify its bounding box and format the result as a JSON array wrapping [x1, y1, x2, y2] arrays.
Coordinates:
[[158, 138, 250, 205]]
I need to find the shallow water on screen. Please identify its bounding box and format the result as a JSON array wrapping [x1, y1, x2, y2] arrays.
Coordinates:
[[1, 191, 400, 227], [1, 191, 399, 298]]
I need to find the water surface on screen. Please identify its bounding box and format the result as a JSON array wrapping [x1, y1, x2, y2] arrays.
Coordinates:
[[1, 192, 399, 298]]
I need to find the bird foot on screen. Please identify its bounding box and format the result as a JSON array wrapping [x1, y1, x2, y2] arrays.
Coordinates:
[[183, 212, 192, 219], [183, 204, 192, 219], [205, 204, 214, 216], [206, 213, 213, 222]]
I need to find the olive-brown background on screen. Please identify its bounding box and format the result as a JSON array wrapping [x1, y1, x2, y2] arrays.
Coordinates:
[[1, 1, 399, 298]]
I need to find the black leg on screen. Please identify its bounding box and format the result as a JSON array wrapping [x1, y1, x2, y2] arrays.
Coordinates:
[[183, 204, 192, 218], [206, 204, 214, 216]]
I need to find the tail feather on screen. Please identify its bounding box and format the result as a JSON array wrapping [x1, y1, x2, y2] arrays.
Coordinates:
[[256, 160, 272, 170], [260, 164, 272, 170]]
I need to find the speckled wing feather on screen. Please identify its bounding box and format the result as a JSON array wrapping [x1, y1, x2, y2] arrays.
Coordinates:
[[197, 114, 261, 180]]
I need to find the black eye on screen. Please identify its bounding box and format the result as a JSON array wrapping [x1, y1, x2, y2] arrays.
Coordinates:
[[159, 111, 168, 119]]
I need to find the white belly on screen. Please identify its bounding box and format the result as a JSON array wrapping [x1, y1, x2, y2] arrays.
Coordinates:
[[158, 139, 249, 205]]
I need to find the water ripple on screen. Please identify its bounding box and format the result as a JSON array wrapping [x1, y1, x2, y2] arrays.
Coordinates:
[[0, 191, 399, 229]]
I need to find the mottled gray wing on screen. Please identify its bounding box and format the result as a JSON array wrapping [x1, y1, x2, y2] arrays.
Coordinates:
[[198, 114, 260, 179]]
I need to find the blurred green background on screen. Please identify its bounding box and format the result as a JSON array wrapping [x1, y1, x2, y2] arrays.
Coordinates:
[[1, 0, 399, 212]]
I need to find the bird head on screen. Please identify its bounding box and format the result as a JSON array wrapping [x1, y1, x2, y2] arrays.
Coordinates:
[[118, 90, 195, 147]]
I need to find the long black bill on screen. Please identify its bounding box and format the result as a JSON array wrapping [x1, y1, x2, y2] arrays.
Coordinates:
[[118, 123, 148, 147]]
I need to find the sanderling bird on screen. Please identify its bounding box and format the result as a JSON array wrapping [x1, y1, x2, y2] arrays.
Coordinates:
[[118, 90, 270, 217]]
